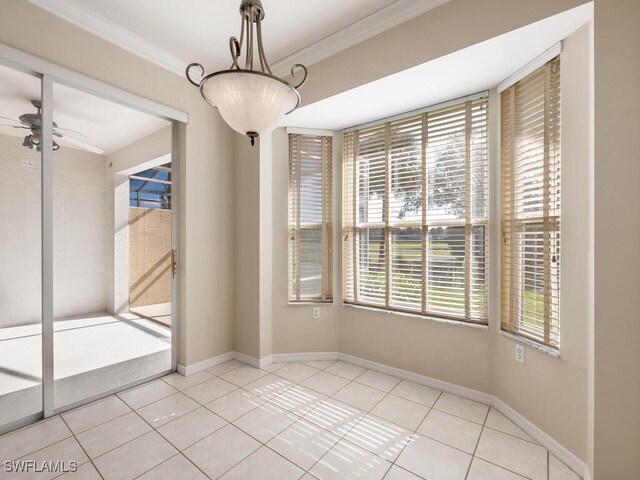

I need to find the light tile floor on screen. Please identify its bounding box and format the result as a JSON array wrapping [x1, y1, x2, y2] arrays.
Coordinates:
[[0, 359, 582, 480]]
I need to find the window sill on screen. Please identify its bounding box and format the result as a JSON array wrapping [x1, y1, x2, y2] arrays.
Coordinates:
[[342, 303, 489, 330], [288, 301, 333, 306], [499, 330, 561, 358]]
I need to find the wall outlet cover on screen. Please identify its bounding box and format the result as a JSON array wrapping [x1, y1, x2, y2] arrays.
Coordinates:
[[515, 344, 525, 364], [312, 307, 320, 319]]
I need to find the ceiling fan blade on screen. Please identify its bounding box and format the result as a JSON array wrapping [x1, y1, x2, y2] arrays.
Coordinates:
[[0, 115, 25, 125], [57, 134, 104, 154], [53, 127, 88, 138], [0, 125, 29, 129]]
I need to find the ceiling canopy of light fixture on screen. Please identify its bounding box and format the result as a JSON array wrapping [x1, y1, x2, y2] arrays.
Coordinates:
[[186, 0, 307, 146]]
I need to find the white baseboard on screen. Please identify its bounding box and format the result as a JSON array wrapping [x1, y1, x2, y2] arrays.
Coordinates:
[[493, 397, 591, 480], [233, 351, 261, 368], [269, 351, 338, 364], [178, 350, 338, 375], [337, 353, 495, 406], [176, 351, 234, 376], [177, 351, 265, 374]]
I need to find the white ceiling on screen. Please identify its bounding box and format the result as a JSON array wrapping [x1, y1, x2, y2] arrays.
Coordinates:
[[28, 0, 449, 78], [281, 4, 592, 130], [0, 64, 168, 155], [19, 0, 591, 141]]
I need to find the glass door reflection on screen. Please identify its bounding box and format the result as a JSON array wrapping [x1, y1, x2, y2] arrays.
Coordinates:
[[0, 64, 43, 429], [52, 81, 173, 410]]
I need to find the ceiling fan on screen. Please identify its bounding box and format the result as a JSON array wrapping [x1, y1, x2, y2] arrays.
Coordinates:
[[0, 100, 104, 154]]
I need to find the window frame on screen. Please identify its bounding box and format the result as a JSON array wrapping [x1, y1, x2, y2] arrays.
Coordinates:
[[342, 95, 489, 324], [288, 132, 334, 303], [500, 56, 561, 349]]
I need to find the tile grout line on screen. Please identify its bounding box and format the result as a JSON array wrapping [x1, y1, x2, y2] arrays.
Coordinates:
[[305, 367, 501, 432], [463, 401, 491, 480], [161, 370, 216, 390], [465, 408, 538, 480], [131, 453, 211, 480], [127, 402, 215, 480], [262, 364, 447, 479], [58, 414, 106, 480], [3, 421, 91, 464], [297, 373, 531, 480], [117, 381, 180, 410], [187, 362, 371, 478], [239, 368, 353, 477], [64, 399, 204, 478], [2, 407, 131, 465], [133, 361, 313, 479], [208, 372, 327, 477], [301, 368, 407, 479], [156, 362, 544, 479], [2, 360, 562, 480], [284, 362, 553, 479], [2, 417, 74, 462], [384, 390, 441, 479], [130, 453, 181, 480], [4, 362, 393, 479], [473, 409, 547, 480], [2, 395, 135, 462], [481, 422, 544, 447], [64, 403, 134, 436], [143, 362, 281, 479]]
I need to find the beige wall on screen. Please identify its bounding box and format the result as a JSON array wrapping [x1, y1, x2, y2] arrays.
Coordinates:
[[0, 132, 109, 325], [593, 0, 640, 477], [129, 208, 172, 308], [265, 0, 594, 465], [259, 133, 273, 358], [52, 143, 110, 321], [270, 128, 342, 354], [0, 0, 235, 366], [234, 134, 261, 358], [490, 22, 593, 460]]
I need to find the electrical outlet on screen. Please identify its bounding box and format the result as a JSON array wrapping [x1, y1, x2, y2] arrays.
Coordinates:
[[312, 307, 320, 319], [515, 344, 525, 364]]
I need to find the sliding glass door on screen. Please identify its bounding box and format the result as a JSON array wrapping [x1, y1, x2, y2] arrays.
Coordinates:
[[0, 64, 43, 430], [51, 81, 173, 410], [0, 56, 179, 431]]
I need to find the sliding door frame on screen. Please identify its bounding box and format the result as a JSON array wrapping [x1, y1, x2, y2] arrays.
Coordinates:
[[41, 75, 54, 417], [170, 121, 180, 371], [0, 41, 187, 424]]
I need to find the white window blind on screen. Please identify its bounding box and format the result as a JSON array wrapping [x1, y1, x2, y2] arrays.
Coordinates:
[[501, 56, 561, 348], [289, 133, 333, 302], [343, 97, 489, 323]]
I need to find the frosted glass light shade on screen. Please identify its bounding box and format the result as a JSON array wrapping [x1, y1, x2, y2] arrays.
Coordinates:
[[200, 70, 299, 137]]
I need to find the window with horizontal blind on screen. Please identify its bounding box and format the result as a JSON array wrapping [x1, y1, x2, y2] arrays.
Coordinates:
[[501, 56, 561, 348], [288, 133, 333, 302], [343, 97, 489, 323]]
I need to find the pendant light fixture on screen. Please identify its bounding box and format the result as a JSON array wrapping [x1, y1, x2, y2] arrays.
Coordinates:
[[186, 0, 307, 146]]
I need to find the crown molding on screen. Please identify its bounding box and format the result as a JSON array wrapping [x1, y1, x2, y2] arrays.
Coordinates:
[[270, 0, 451, 77], [28, 0, 187, 76], [29, 0, 451, 81]]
